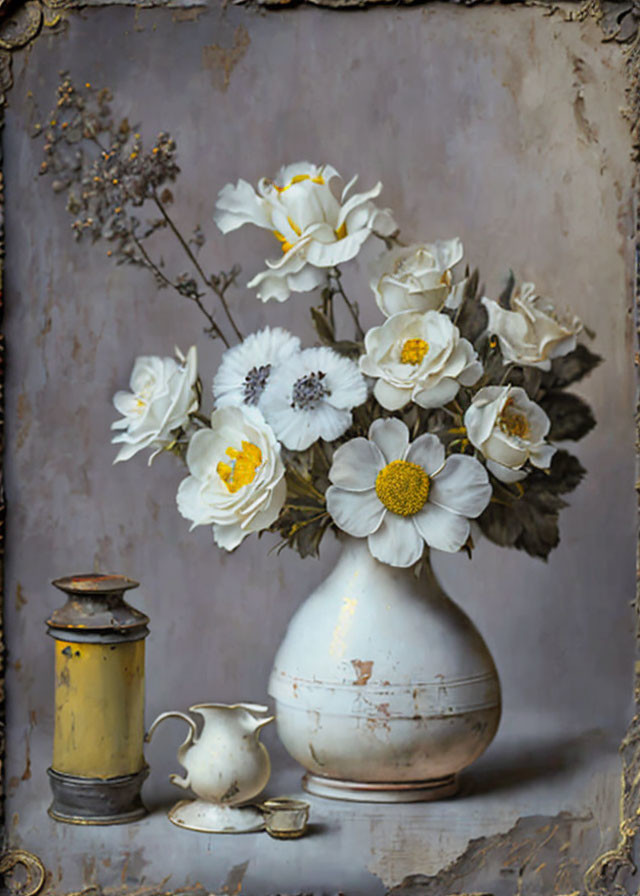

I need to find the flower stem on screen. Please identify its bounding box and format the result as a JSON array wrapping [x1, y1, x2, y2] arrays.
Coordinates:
[[330, 267, 364, 341], [131, 230, 230, 348], [152, 191, 244, 343]]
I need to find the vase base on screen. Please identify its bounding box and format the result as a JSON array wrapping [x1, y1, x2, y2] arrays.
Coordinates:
[[302, 772, 458, 803], [168, 799, 265, 834]]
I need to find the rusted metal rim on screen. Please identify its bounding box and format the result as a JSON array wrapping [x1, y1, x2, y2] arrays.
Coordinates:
[[51, 573, 139, 594]]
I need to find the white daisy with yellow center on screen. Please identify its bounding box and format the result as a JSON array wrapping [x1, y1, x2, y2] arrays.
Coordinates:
[[360, 310, 482, 411], [370, 239, 467, 317], [482, 282, 582, 370], [111, 345, 198, 463], [464, 385, 556, 483], [214, 162, 396, 303], [176, 406, 286, 551], [326, 418, 492, 568]]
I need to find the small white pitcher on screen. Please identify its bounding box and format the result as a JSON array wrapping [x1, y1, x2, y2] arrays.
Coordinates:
[[146, 702, 274, 833]]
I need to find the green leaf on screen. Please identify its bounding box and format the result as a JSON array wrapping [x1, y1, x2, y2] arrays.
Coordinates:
[[497, 269, 515, 307], [478, 450, 586, 559], [541, 344, 602, 389], [477, 499, 523, 548], [455, 268, 487, 345], [506, 366, 543, 400], [533, 448, 586, 494], [310, 307, 335, 345], [540, 392, 596, 441], [330, 339, 362, 359]]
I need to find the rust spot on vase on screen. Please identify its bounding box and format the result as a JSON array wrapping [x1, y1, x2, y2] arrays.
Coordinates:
[[351, 658, 374, 685]]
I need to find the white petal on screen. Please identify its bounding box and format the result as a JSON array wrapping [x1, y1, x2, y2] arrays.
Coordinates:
[[367, 514, 424, 567], [486, 459, 528, 483], [529, 442, 556, 470], [214, 179, 272, 233], [464, 392, 504, 450], [112, 438, 152, 464], [213, 522, 248, 551], [336, 182, 383, 230], [185, 429, 221, 481], [329, 438, 385, 491], [176, 476, 212, 527], [373, 378, 412, 411], [405, 433, 445, 476], [314, 404, 353, 444], [248, 269, 292, 303], [241, 476, 287, 532], [368, 417, 410, 463], [305, 228, 371, 268], [414, 504, 470, 553], [483, 431, 528, 469], [371, 207, 397, 237], [430, 455, 491, 518], [326, 486, 385, 537], [286, 265, 326, 294], [412, 377, 460, 409]]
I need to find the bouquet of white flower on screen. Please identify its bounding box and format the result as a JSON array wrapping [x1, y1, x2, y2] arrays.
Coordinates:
[[109, 162, 598, 568]]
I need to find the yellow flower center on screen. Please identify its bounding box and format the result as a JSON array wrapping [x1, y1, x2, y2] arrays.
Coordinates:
[[375, 460, 430, 517], [217, 441, 262, 494], [497, 398, 530, 440], [273, 216, 303, 254], [400, 338, 429, 365], [335, 221, 347, 241], [273, 230, 294, 254], [273, 173, 325, 193]]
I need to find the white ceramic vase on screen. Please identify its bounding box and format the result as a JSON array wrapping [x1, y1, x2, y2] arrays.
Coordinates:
[[268, 536, 501, 802]]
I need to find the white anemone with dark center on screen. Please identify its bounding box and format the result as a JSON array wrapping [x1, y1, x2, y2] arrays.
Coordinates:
[[213, 327, 301, 412], [261, 346, 368, 451], [291, 371, 330, 409]]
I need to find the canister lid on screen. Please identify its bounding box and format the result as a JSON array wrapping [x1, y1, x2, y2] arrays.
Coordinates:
[[52, 574, 139, 594], [47, 573, 149, 634]]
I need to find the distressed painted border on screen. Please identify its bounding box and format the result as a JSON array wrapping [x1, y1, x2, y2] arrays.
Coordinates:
[[0, 2, 638, 894]]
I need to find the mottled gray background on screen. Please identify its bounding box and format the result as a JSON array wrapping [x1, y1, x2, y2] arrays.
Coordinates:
[[2, 4, 637, 894]]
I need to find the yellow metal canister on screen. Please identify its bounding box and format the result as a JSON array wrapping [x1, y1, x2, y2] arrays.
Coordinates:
[[47, 574, 149, 824]]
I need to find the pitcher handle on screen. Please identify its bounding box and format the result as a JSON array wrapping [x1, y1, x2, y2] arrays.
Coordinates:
[[145, 710, 198, 745]]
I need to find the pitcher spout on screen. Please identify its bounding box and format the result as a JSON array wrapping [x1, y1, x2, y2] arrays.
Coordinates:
[[252, 714, 275, 733], [234, 703, 274, 735]]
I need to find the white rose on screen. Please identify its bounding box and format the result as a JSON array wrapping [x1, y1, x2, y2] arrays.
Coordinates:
[[370, 239, 467, 317], [176, 406, 286, 551], [214, 162, 396, 303], [360, 310, 482, 411], [482, 282, 582, 370], [464, 385, 556, 483], [111, 346, 198, 463]]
